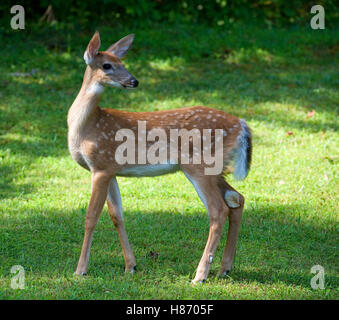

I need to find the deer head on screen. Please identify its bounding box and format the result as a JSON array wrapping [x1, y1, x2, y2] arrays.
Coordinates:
[[83, 31, 138, 89]]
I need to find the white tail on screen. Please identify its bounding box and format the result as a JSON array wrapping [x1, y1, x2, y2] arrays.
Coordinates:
[[68, 32, 252, 283], [234, 119, 252, 180]]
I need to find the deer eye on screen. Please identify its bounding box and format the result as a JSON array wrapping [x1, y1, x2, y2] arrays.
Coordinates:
[[103, 63, 112, 70]]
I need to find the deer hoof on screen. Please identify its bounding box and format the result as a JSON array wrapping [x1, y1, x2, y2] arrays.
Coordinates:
[[191, 278, 206, 285], [126, 265, 137, 274], [217, 269, 231, 278]]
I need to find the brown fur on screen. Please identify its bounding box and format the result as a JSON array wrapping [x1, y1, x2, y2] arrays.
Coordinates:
[[68, 32, 249, 283]]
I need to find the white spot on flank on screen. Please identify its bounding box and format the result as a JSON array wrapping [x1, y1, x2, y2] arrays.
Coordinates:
[[101, 132, 108, 140]]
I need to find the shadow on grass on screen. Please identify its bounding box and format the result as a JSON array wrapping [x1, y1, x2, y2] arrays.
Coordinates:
[[0, 165, 34, 200], [0, 201, 337, 291]]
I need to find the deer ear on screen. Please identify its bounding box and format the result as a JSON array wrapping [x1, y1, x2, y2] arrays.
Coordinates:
[[106, 34, 134, 59], [84, 31, 101, 65]]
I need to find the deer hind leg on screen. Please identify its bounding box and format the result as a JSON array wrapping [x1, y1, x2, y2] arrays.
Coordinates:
[[106, 178, 136, 273], [76, 171, 111, 275], [183, 170, 229, 284], [217, 178, 244, 277]]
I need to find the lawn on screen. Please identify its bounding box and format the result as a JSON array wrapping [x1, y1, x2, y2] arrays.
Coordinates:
[[0, 21, 338, 299]]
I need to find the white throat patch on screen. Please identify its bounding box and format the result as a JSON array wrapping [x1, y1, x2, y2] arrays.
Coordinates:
[[87, 82, 104, 95]]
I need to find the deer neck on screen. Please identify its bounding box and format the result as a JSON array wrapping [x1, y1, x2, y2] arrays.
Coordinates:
[[68, 66, 103, 133]]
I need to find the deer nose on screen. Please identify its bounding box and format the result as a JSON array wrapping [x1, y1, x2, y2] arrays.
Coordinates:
[[130, 78, 138, 87]]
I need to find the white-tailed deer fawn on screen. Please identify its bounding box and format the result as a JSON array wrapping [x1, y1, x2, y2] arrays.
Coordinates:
[[68, 32, 252, 283]]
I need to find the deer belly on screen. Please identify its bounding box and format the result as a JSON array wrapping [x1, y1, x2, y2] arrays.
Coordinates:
[[117, 164, 180, 177]]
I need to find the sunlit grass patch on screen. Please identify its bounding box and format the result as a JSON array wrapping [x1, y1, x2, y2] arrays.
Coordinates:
[[0, 21, 338, 299]]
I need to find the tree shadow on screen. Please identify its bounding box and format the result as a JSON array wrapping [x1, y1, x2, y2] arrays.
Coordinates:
[[0, 201, 337, 290], [0, 165, 34, 200]]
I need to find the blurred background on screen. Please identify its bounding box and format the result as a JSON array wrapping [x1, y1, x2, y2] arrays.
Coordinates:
[[1, 0, 338, 27]]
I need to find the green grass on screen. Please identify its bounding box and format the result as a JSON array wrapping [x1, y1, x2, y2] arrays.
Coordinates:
[[0, 21, 338, 299]]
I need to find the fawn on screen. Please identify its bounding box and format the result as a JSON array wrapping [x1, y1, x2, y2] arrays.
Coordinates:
[[67, 32, 252, 283]]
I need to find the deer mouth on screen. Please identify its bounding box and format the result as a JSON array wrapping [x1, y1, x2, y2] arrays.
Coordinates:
[[122, 78, 138, 89], [122, 84, 136, 89], [107, 79, 138, 89]]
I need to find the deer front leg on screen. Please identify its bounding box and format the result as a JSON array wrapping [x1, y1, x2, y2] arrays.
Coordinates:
[[106, 178, 136, 273], [75, 171, 111, 275]]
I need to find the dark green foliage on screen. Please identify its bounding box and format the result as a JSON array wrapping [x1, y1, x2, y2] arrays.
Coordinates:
[[1, 0, 338, 27]]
